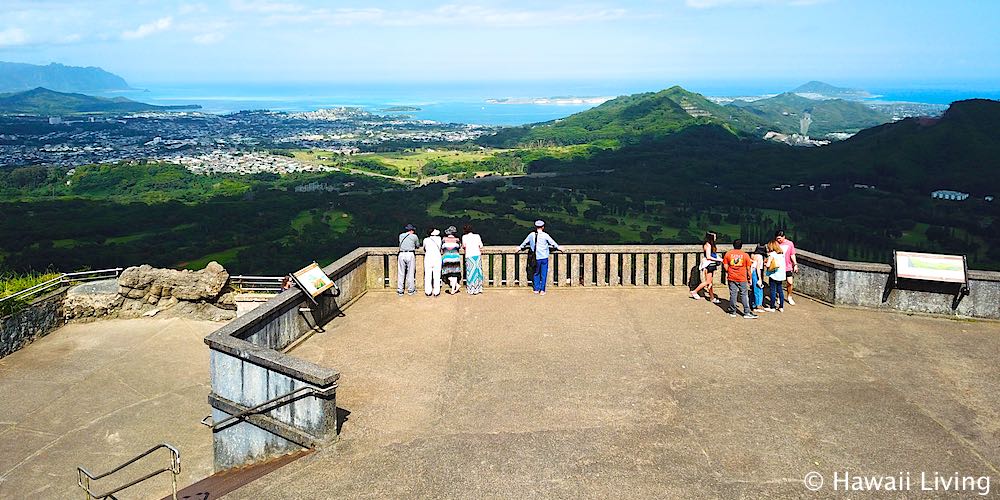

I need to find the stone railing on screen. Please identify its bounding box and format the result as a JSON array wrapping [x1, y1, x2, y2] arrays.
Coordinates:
[[363, 245, 728, 289], [203, 244, 999, 470], [796, 250, 1000, 319]]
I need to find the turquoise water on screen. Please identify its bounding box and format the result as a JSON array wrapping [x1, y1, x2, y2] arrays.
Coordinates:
[[109, 80, 1000, 125]]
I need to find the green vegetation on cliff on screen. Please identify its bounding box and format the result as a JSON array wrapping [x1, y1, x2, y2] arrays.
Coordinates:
[[0, 87, 200, 115], [478, 86, 767, 147]]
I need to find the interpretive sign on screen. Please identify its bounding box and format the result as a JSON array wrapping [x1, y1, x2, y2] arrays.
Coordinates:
[[893, 251, 967, 285], [292, 262, 336, 300]]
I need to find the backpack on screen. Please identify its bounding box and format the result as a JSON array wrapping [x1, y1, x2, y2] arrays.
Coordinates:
[[525, 233, 538, 278]]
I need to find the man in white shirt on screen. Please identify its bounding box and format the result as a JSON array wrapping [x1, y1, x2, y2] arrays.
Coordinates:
[[519, 220, 561, 295]]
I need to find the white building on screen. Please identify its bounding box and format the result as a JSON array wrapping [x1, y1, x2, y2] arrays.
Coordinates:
[[931, 190, 970, 201]]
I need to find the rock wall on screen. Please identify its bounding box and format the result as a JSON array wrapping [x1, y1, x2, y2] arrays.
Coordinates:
[[65, 262, 237, 322], [0, 288, 66, 359]]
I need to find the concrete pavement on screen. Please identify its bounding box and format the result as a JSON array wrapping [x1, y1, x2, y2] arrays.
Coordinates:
[[233, 288, 1000, 498], [0, 318, 219, 500]]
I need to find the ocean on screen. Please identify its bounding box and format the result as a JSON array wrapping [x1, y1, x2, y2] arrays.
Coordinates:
[[109, 80, 1000, 126]]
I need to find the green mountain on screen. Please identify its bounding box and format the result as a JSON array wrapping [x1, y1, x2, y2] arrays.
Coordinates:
[[729, 92, 892, 136], [479, 86, 768, 147], [792, 81, 872, 100], [0, 87, 200, 115], [813, 98, 1000, 193], [0, 62, 131, 93]]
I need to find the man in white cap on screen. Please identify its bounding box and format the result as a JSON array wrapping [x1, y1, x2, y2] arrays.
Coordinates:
[[519, 220, 561, 295], [398, 223, 419, 296]]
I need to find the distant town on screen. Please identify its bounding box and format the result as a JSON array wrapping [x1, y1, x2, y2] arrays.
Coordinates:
[[0, 108, 492, 171]]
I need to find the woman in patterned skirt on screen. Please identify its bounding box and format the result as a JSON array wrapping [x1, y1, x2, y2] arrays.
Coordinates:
[[440, 226, 463, 294], [461, 224, 484, 295]]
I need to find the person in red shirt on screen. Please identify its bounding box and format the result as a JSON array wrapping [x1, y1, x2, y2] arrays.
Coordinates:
[[723, 239, 757, 319]]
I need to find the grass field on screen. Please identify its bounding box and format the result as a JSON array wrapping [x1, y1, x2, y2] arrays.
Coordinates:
[[181, 246, 249, 270], [288, 148, 510, 178], [291, 209, 353, 233]]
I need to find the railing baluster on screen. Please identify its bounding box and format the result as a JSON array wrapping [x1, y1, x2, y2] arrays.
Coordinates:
[[596, 253, 607, 286], [505, 253, 515, 287], [609, 253, 621, 286], [583, 253, 594, 286], [570, 253, 581, 286], [387, 254, 399, 289], [622, 253, 633, 286], [635, 253, 646, 286]]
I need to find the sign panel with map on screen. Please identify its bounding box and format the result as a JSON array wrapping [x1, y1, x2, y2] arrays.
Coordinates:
[[894, 251, 967, 284], [292, 262, 336, 299]]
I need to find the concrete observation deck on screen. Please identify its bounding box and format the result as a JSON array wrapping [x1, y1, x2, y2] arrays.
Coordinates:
[[3, 245, 999, 498], [229, 288, 1000, 498]]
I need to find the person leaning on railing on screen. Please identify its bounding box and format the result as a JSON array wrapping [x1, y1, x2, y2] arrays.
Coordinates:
[[397, 223, 420, 296], [519, 219, 561, 295]]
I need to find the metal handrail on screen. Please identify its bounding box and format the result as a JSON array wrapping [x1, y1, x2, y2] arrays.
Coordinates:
[[77, 443, 181, 500], [205, 385, 337, 432], [230, 274, 285, 293], [1, 268, 124, 305]]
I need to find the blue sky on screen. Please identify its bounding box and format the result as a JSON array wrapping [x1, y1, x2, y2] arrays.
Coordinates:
[[1, 0, 998, 86]]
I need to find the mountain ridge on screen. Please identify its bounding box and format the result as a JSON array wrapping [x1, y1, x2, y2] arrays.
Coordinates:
[[0, 87, 201, 115], [0, 61, 132, 93]]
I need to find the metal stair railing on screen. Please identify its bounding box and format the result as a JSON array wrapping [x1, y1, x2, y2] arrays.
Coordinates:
[[1, 268, 124, 305], [229, 274, 285, 294], [202, 385, 337, 432], [77, 443, 181, 500]]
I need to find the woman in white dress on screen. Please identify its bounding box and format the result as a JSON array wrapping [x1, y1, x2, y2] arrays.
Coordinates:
[[461, 224, 485, 295], [422, 228, 442, 296]]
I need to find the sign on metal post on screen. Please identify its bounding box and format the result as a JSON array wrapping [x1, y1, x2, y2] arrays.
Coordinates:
[[893, 251, 968, 285], [291, 262, 336, 304]]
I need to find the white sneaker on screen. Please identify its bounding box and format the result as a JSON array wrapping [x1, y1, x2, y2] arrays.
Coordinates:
[[787, 297, 796, 305], [778, 307, 784, 312], [690, 291, 699, 300], [763, 307, 774, 312], [711, 298, 721, 304]]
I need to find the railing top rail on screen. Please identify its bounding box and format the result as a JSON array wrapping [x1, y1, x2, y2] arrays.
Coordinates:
[[77, 443, 180, 499], [0, 276, 65, 304], [209, 385, 336, 432], [230, 275, 285, 280], [78, 443, 179, 481], [63, 268, 124, 278], [360, 244, 718, 256], [2, 268, 126, 305]]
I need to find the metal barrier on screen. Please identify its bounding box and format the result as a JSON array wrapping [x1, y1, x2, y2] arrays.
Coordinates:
[[202, 384, 338, 432], [77, 443, 181, 500], [0, 268, 124, 306], [229, 274, 285, 293]]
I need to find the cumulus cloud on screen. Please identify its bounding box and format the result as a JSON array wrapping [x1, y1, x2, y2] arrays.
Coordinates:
[[0, 27, 29, 47], [121, 16, 173, 40]]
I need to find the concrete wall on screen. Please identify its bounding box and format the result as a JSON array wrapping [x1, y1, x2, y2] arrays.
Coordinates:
[[0, 287, 67, 359], [797, 251, 1000, 319], [204, 246, 1000, 470], [204, 248, 368, 471]]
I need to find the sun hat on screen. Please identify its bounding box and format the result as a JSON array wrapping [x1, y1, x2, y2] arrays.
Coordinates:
[[534, 220, 545, 227], [404, 223, 416, 231], [445, 226, 457, 235], [431, 229, 440, 236]]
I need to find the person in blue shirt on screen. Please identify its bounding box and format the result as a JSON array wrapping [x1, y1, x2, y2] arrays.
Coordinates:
[[519, 220, 561, 295]]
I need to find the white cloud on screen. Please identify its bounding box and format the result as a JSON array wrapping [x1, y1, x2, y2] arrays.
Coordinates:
[[686, 0, 827, 7], [230, 0, 304, 14], [121, 16, 173, 40], [0, 27, 29, 47], [193, 32, 225, 44], [180, 3, 210, 15], [264, 4, 628, 28]]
